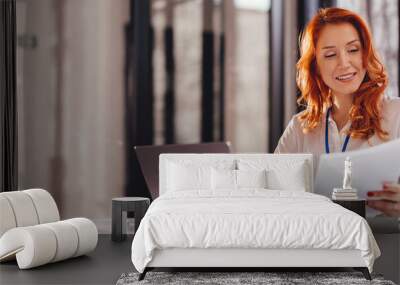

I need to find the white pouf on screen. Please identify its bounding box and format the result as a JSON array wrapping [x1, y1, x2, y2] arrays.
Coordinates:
[[0, 218, 98, 269], [1, 191, 40, 227], [24, 188, 60, 223], [0, 189, 98, 269], [0, 196, 17, 237]]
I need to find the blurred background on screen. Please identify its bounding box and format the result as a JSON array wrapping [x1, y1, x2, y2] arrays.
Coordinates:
[[5, 0, 399, 223]]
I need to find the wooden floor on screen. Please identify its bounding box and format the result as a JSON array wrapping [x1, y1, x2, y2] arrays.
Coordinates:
[[0, 235, 134, 285]]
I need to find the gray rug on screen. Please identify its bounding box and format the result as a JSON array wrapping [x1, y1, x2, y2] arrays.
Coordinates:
[[116, 271, 396, 285]]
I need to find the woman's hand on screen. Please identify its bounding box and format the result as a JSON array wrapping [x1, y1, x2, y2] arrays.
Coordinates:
[[367, 182, 400, 217]]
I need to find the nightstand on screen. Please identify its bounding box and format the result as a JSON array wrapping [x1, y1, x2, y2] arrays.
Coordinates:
[[112, 197, 150, 242], [332, 199, 366, 218]]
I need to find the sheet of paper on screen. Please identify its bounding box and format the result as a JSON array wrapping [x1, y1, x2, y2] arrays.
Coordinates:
[[314, 138, 400, 216]]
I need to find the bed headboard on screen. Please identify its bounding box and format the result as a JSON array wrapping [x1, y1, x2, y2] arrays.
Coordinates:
[[159, 153, 314, 195]]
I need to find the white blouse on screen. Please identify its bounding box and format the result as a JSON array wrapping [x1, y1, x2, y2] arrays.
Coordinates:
[[275, 97, 400, 157]]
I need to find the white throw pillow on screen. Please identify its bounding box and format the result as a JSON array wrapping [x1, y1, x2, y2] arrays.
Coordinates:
[[236, 169, 267, 188], [237, 159, 308, 191], [266, 162, 307, 191], [166, 162, 212, 191], [211, 169, 267, 190], [211, 168, 236, 190]]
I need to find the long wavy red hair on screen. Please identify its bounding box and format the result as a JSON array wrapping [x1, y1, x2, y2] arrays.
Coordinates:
[[297, 7, 388, 140]]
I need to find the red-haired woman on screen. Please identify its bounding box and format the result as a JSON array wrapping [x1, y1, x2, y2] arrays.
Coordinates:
[[275, 8, 400, 217]]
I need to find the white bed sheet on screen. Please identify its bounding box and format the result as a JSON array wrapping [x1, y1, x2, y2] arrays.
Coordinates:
[[131, 190, 380, 273]]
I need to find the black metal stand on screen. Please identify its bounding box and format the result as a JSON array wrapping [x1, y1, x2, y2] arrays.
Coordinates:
[[138, 267, 151, 281], [354, 267, 372, 280]]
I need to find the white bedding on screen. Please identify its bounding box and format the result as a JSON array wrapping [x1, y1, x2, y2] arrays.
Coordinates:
[[131, 190, 380, 273]]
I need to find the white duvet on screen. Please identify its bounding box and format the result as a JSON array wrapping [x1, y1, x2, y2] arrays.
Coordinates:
[[131, 190, 380, 273]]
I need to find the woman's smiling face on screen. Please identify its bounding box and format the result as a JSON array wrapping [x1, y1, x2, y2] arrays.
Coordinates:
[[315, 23, 366, 97]]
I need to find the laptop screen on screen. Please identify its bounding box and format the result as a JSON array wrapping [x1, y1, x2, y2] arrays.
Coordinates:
[[134, 142, 231, 199]]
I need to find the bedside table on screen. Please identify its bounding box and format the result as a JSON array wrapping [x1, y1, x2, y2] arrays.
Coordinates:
[[332, 199, 366, 218], [112, 197, 150, 242]]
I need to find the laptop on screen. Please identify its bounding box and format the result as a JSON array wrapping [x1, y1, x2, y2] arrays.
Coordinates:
[[134, 142, 231, 199]]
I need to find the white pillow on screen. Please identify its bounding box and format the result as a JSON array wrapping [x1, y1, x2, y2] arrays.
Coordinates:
[[238, 159, 308, 191], [211, 168, 236, 190], [236, 169, 267, 188], [166, 162, 212, 191], [211, 169, 267, 190], [267, 162, 307, 191]]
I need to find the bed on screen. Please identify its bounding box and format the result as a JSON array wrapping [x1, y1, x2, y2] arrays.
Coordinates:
[[131, 154, 380, 280]]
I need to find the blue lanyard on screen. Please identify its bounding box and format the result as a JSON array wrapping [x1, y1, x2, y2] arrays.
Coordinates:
[[325, 107, 350, 154]]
